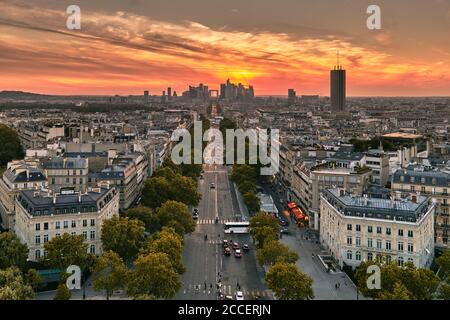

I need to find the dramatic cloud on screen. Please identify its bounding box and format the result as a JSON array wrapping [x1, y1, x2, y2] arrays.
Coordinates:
[[0, 0, 449, 96]]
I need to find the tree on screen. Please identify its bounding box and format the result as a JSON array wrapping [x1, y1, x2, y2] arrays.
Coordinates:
[[252, 226, 279, 249], [44, 234, 90, 271], [379, 282, 411, 300], [54, 284, 71, 300], [250, 212, 280, 232], [401, 266, 439, 300], [0, 124, 24, 167], [101, 216, 146, 263], [354, 261, 380, 298], [257, 240, 299, 267], [231, 164, 257, 185], [0, 231, 29, 270], [243, 191, 260, 213], [91, 251, 127, 300], [143, 227, 185, 274], [24, 269, 43, 292], [437, 251, 450, 279], [155, 201, 196, 236], [238, 180, 256, 195], [437, 278, 450, 300], [123, 206, 159, 234], [127, 252, 181, 299], [265, 262, 314, 300], [0, 267, 34, 300], [142, 170, 201, 208]]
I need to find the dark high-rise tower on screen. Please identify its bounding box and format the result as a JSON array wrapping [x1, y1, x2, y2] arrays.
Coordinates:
[[330, 52, 346, 113]]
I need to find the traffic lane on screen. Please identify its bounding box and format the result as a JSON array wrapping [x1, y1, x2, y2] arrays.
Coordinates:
[[216, 170, 236, 221], [220, 234, 266, 298]]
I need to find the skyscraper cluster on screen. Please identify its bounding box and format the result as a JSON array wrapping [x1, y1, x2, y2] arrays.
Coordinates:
[[220, 79, 254, 101]]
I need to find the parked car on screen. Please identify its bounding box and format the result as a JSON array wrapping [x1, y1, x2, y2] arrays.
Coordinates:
[[279, 218, 289, 227], [280, 228, 290, 235], [222, 239, 229, 248], [224, 247, 231, 256], [234, 249, 242, 258]]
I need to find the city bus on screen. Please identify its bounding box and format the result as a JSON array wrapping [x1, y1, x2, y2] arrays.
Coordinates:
[[224, 221, 250, 234]]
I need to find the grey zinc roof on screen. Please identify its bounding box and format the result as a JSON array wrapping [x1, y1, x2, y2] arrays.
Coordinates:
[[323, 188, 431, 223], [4, 168, 47, 183], [392, 168, 450, 187], [42, 157, 87, 169]]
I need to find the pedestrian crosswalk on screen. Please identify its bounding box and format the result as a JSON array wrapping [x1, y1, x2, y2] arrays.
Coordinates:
[[196, 219, 233, 225], [183, 284, 273, 298]]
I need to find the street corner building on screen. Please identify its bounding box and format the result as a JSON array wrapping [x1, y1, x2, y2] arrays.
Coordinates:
[[320, 188, 435, 270], [13, 187, 120, 261]]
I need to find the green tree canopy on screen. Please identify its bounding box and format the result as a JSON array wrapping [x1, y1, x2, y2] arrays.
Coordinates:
[[257, 240, 299, 267], [238, 180, 257, 195], [437, 251, 450, 279], [0, 125, 24, 167], [101, 216, 146, 263], [0, 267, 34, 300], [265, 262, 314, 300], [44, 233, 90, 271], [142, 168, 201, 208], [53, 273, 71, 300], [231, 164, 257, 185], [142, 227, 185, 274], [123, 206, 159, 234], [378, 282, 411, 300], [0, 231, 29, 270], [243, 191, 260, 214], [155, 201, 196, 236], [91, 251, 127, 300], [127, 252, 181, 299]]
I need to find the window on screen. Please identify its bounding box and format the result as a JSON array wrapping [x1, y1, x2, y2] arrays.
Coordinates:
[[44, 234, 49, 243], [408, 243, 414, 253], [386, 240, 391, 250], [71, 220, 76, 228], [44, 223, 48, 230], [90, 245, 96, 254], [386, 255, 392, 263], [377, 239, 382, 249], [408, 230, 413, 238], [347, 224, 352, 231], [35, 250, 41, 260], [347, 237, 352, 245], [368, 226, 373, 233], [377, 226, 382, 234], [398, 229, 404, 237], [356, 251, 361, 261], [90, 231, 95, 240], [367, 238, 373, 248], [410, 186, 415, 192], [90, 219, 95, 227], [398, 256, 404, 266], [64, 221, 68, 229], [408, 258, 414, 264], [386, 227, 391, 235], [347, 250, 353, 260], [55, 221, 60, 230], [367, 253, 373, 261], [421, 186, 426, 193], [356, 225, 361, 232], [356, 237, 361, 247], [55, 233, 60, 237], [35, 235, 40, 245], [398, 242, 404, 252], [35, 223, 40, 231], [71, 232, 76, 236], [83, 231, 87, 240], [83, 219, 87, 227]]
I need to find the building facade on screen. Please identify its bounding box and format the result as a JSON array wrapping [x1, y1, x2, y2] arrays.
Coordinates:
[[391, 167, 450, 250], [320, 188, 435, 269], [14, 187, 119, 261]]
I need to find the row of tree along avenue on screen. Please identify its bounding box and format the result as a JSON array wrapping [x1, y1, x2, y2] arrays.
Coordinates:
[[355, 250, 450, 300], [249, 212, 314, 300], [0, 143, 203, 300]]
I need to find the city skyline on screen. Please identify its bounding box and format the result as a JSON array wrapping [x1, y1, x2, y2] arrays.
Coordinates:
[[0, 0, 450, 96]]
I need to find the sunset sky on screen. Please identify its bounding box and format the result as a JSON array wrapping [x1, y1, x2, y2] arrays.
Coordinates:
[[0, 0, 449, 96]]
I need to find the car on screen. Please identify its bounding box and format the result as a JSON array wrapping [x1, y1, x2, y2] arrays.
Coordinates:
[[280, 228, 290, 235], [210, 183, 216, 189], [193, 208, 199, 214], [243, 244, 250, 251], [235, 291, 244, 300], [279, 218, 289, 227], [192, 213, 199, 220], [222, 239, 229, 247], [232, 242, 240, 250], [224, 247, 231, 256], [200, 174, 204, 180], [234, 249, 242, 258]]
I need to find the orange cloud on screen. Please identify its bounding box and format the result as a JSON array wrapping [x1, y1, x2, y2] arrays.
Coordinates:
[[0, 1, 449, 96]]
